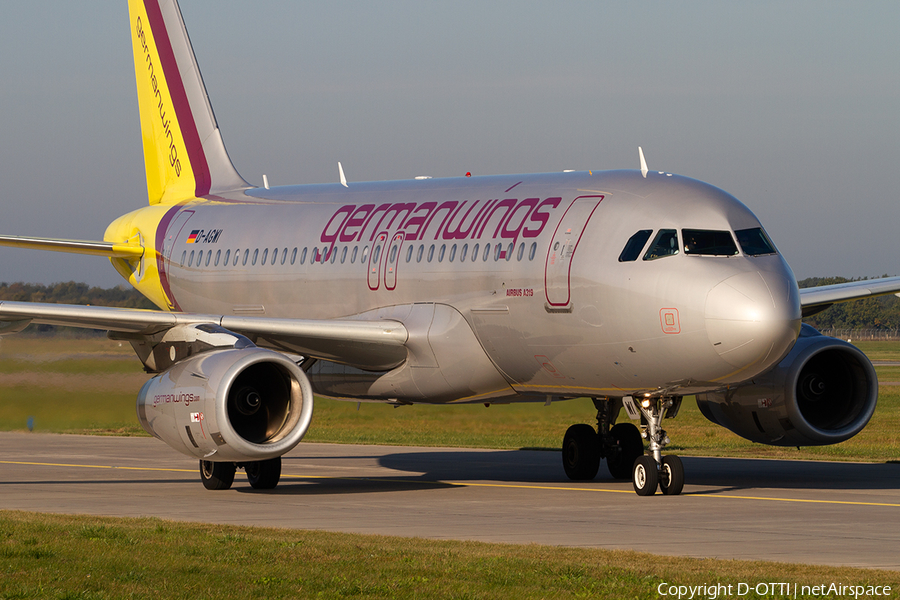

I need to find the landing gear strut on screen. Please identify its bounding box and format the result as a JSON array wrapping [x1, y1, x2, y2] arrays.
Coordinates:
[[630, 396, 684, 496]]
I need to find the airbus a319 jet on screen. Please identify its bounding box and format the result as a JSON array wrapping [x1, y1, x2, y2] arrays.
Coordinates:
[[2, 0, 897, 496]]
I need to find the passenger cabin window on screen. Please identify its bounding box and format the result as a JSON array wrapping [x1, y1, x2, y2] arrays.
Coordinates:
[[619, 229, 653, 262], [643, 230, 679, 261], [682, 229, 738, 256], [735, 228, 777, 256]]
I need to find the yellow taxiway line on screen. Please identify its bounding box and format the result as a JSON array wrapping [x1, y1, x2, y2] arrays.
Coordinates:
[[2, 459, 898, 508]]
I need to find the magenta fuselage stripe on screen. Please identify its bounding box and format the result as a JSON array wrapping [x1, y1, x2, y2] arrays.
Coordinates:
[[142, 0, 211, 197], [155, 204, 184, 311]]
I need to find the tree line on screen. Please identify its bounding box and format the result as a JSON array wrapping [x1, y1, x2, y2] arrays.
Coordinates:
[[0, 281, 156, 335]]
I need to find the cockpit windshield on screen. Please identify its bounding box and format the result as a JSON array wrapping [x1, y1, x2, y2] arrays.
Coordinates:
[[682, 229, 738, 256], [618, 229, 653, 262], [620, 226, 778, 263], [643, 229, 679, 260], [735, 228, 778, 256]]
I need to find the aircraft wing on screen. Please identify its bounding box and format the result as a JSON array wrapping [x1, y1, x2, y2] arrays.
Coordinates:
[[0, 301, 408, 370], [800, 275, 900, 317]]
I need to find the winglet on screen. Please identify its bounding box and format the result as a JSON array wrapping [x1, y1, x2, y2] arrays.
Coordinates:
[[338, 162, 348, 187], [639, 146, 648, 178]]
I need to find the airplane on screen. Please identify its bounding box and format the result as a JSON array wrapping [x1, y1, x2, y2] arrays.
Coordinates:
[[1, 0, 898, 496]]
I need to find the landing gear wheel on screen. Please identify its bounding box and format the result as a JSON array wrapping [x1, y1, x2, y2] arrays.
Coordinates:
[[246, 457, 282, 490], [200, 460, 236, 490], [562, 424, 600, 480], [659, 455, 684, 495], [632, 455, 658, 496], [606, 422, 643, 480]]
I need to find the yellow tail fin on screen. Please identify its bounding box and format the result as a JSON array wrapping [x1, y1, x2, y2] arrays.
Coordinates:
[[128, 0, 246, 205]]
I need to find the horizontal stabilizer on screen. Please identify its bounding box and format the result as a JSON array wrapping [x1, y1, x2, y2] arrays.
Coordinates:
[[0, 234, 144, 259]]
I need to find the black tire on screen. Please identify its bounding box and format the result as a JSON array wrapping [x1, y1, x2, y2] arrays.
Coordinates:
[[562, 424, 600, 480], [632, 455, 658, 496], [200, 460, 236, 490], [606, 422, 644, 480], [659, 455, 684, 496], [246, 457, 282, 490]]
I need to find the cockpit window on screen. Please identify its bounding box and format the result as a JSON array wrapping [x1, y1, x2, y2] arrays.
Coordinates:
[[735, 227, 777, 256], [682, 229, 738, 256], [618, 229, 653, 262], [643, 229, 679, 261]]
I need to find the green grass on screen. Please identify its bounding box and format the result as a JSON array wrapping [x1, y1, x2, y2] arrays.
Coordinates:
[[0, 511, 897, 600], [854, 341, 900, 361], [3, 335, 900, 462]]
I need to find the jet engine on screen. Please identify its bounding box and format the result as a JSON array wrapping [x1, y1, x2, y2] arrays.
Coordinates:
[[696, 325, 877, 446], [136, 347, 314, 462]]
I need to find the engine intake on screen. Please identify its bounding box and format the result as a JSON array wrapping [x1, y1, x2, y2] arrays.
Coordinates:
[[137, 347, 314, 461], [696, 325, 877, 446]]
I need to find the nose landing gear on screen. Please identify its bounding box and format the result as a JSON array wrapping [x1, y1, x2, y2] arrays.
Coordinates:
[[561, 396, 684, 496], [630, 396, 684, 496]]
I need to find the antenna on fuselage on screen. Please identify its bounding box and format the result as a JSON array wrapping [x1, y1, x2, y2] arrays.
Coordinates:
[[338, 162, 348, 187], [638, 146, 648, 178], [263, 174, 270, 190]]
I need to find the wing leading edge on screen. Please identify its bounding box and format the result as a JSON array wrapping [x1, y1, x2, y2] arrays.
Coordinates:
[[0, 301, 408, 371], [799, 275, 900, 317]]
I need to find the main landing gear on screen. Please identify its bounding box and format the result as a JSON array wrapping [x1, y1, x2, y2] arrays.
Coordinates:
[[199, 456, 282, 490], [561, 396, 684, 496]]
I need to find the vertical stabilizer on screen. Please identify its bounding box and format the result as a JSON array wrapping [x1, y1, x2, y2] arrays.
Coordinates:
[[128, 0, 247, 205]]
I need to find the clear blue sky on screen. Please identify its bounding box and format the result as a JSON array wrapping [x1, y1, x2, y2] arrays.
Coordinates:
[[0, 1, 897, 287]]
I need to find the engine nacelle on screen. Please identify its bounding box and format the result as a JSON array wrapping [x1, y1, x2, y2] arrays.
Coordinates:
[[696, 325, 877, 446], [137, 347, 314, 461]]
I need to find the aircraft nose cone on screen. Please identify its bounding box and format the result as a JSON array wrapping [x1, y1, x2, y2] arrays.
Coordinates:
[[705, 270, 801, 374]]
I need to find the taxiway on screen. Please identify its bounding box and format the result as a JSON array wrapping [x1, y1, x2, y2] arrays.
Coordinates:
[[1, 432, 898, 569]]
